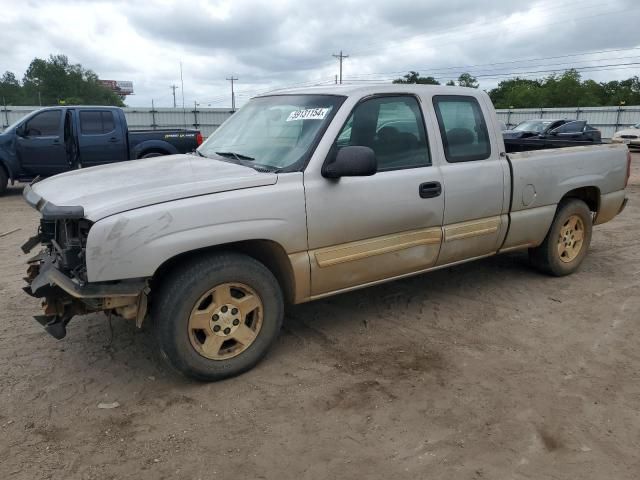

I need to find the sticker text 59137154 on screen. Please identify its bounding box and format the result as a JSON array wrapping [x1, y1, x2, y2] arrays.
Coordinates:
[[286, 108, 330, 122]]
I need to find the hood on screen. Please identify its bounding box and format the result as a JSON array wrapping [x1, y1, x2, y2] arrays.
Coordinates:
[[26, 154, 277, 221], [613, 128, 640, 137]]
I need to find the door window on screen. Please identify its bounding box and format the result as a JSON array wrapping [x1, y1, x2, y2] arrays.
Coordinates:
[[551, 121, 586, 134], [80, 111, 116, 134], [25, 110, 62, 137], [433, 96, 491, 162], [335, 95, 430, 170]]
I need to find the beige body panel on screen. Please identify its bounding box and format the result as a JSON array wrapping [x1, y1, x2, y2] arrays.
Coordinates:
[[437, 216, 504, 265], [594, 190, 626, 225], [308, 227, 442, 296], [300, 216, 506, 301]]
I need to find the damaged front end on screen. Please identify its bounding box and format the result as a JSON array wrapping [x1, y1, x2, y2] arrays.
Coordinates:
[[22, 185, 148, 339]]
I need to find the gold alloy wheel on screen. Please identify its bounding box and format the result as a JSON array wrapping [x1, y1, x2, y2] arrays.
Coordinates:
[[557, 214, 585, 263], [188, 282, 263, 360]]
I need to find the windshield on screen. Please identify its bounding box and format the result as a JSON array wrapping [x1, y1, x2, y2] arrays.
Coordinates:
[[513, 120, 552, 133], [634, 123, 640, 129], [198, 94, 345, 171]]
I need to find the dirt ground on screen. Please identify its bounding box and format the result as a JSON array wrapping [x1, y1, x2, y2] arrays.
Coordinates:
[[0, 154, 639, 480]]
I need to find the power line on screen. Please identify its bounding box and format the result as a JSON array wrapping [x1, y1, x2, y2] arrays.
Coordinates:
[[342, 61, 640, 84], [332, 51, 349, 84], [348, 47, 640, 79]]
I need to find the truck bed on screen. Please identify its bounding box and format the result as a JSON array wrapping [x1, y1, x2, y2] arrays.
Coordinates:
[[500, 143, 628, 252]]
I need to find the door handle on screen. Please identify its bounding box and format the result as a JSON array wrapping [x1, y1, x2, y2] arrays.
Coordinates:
[[419, 181, 442, 199], [52, 139, 60, 145], [108, 137, 118, 143]]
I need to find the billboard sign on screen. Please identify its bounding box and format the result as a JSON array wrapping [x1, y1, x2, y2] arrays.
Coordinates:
[[99, 80, 134, 95]]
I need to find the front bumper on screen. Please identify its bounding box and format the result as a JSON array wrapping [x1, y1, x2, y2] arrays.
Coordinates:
[[611, 137, 640, 146], [24, 251, 147, 339]]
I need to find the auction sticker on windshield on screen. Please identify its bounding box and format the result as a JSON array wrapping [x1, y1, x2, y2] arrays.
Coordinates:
[[286, 108, 330, 122]]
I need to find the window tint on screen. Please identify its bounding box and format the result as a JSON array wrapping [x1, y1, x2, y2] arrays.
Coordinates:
[[26, 110, 61, 137], [433, 96, 491, 162], [80, 111, 116, 134], [335, 95, 430, 171], [552, 121, 586, 134]]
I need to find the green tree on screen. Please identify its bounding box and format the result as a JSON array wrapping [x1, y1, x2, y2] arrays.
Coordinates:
[[456, 72, 479, 88], [0, 71, 22, 104], [488, 70, 640, 108], [393, 71, 440, 85], [2, 54, 124, 106]]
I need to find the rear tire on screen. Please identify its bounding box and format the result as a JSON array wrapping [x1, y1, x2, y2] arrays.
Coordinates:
[[0, 168, 7, 196], [529, 199, 593, 276], [152, 252, 284, 381]]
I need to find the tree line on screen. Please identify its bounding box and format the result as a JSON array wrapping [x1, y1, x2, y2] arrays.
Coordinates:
[[392, 69, 640, 108], [0, 54, 124, 107]]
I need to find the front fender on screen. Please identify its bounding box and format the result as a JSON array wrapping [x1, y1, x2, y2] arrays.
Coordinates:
[[84, 175, 308, 282]]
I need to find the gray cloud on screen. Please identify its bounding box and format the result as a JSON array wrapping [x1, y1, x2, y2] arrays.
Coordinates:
[[0, 0, 639, 107]]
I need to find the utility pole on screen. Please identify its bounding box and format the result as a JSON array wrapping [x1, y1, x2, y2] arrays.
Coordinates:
[[2, 96, 8, 129], [170, 84, 179, 108], [180, 62, 186, 130], [226, 76, 238, 111], [332, 50, 349, 84]]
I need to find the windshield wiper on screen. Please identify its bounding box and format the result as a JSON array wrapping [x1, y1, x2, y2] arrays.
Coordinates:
[[215, 151, 255, 161]]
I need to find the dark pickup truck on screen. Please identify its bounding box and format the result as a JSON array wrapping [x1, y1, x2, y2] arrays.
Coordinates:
[[0, 106, 202, 194]]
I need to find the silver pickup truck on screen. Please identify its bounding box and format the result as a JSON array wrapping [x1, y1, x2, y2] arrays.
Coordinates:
[[21, 85, 630, 381]]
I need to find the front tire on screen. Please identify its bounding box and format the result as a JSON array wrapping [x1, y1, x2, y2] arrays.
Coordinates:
[[529, 199, 593, 276], [153, 252, 284, 381], [0, 168, 7, 196]]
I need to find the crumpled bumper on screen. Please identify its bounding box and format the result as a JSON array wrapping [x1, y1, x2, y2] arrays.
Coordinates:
[[24, 251, 146, 339]]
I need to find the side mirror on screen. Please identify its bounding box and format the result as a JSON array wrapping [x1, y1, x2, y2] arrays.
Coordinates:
[[322, 146, 377, 179], [15, 124, 26, 137]]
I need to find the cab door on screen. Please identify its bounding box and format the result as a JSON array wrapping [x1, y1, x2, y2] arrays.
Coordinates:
[[304, 94, 445, 297], [431, 94, 509, 265], [16, 109, 69, 176]]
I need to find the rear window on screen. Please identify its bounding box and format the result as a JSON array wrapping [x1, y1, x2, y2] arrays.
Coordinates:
[[80, 111, 116, 135], [433, 95, 491, 163]]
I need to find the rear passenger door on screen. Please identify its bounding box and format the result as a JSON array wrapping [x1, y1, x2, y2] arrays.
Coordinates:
[[77, 110, 127, 167], [432, 95, 509, 265]]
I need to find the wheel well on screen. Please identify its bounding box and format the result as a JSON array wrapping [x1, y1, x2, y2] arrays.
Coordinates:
[[561, 186, 600, 213], [151, 240, 297, 304], [138, 148, 169, 159]]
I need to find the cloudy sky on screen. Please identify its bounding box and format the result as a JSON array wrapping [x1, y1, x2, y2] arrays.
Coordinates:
[[1, 0, 639, 107]]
